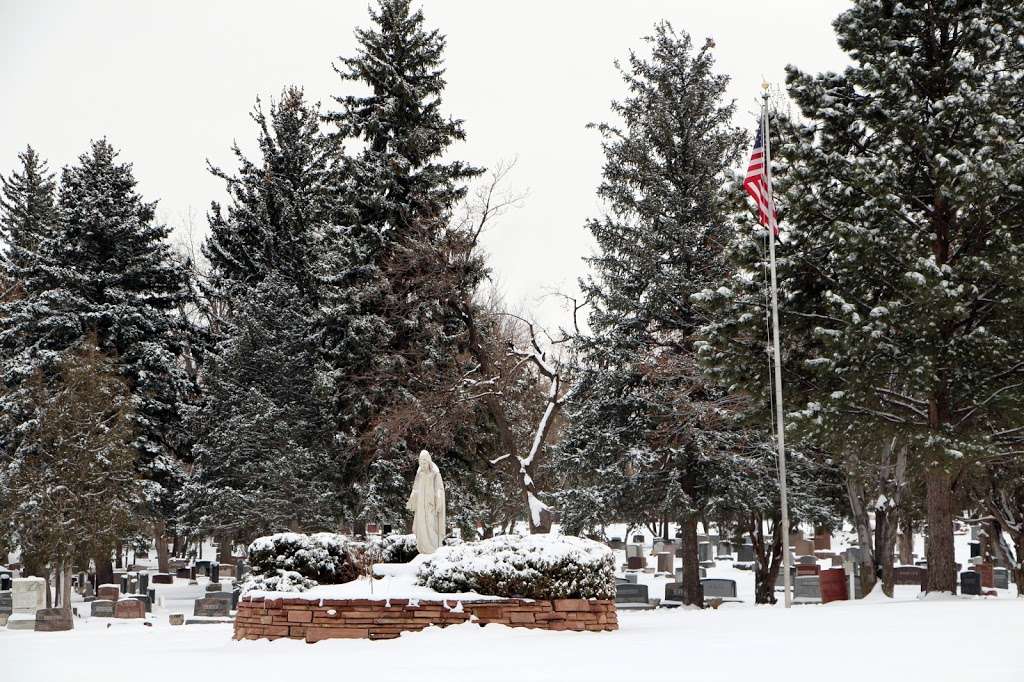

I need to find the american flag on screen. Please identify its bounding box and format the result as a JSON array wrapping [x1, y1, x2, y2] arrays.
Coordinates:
[[743, 121, 778, 235]]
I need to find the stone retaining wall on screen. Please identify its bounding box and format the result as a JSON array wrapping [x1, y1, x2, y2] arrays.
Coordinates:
[[234, 596, 617, 643]]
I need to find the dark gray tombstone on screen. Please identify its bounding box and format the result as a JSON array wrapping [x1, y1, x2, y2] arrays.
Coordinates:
[[236, 560, 249, 581], [128, 594, 152, 613], [775, 567, 797, 591], [148, 588, 156, 604], [960, 570, 981, 596], [194, 597, 230, 617], [631, 534, 645, 545], [664, 582, 700, 605], [700, 578, 737, 600], [614, 583, 651, 609], [617, 573, 638, 585], [175, 567, 191, 580], [189, 566, 197, 582], [698, 542, 713, 562], [210, 562, 220, 583], [0, 573, 12, 592], [993, 567, 1009, 590], [0, 592, 12, 616], [737, 544, 755, 563], [794, 575, 822, 603], [137, 573, 149, 595], [120, 574, 130, 593], [90, 599, 116, 617], [716, 541, 733, 558], [969, 541, 981, 558], [195, 560, 211, 577], [231, 588, 241, 610], [797, 555, 818, 565], [205, 582, 224, 593]]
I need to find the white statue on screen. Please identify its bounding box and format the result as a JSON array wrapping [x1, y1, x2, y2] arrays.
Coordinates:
[[406, 450, 446, 554]]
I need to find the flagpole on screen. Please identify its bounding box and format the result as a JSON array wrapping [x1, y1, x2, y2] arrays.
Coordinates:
[[761, 84, 792, 609]]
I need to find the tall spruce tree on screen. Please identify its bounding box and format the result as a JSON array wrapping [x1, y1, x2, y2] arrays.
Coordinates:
[[555, 25, 750, 606], [699, 0, 1024, 593], [0, 145, 56, 276], [0, 139, 192, 575], [187, 88, 345, 545], [322, 0, 484, 526]]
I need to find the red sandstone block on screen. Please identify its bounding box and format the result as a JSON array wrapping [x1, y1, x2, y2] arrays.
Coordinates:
[[264, 625, 290, 637], [509, 612, 535, 624], [290, 626, 307, 637], [306, 627, 369, 642], [553, 599, 591, 612], [413, 610, 443, 619], [287, 610, 313, 623], [260, 615, 274, 624], [369, 632, 401, 640]]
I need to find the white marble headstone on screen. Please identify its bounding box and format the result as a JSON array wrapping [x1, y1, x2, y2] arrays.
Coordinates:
[[11, 577, 46, 614]]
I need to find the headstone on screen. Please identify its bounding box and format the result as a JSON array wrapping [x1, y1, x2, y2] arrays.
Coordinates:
[[664, 582, 698, 604], [970, 524, 980, 541], [698, 542, 713, 562], [0, 592, 12, 616], [152, 573, 174, 585], [819, 567, 848, 603], [127, 594, 152, 613], [617, 573, 638, 584], [797, 554, 817, 565], [0, 613, 7, 627], [236, 561, 249, 581], [969, 541, 981, 558], [737, 544, 755, 563], [194, 560, 211, 577], [169, 613, 185, 626], [97, 584, 120, 601], [175, 568, 191, 580], [675, 566, 707, 582], [205, 582, 224, 593], [993, 567, 1009, 590], [975, 562, 994, 588], [614, 583, 651, 609], [210, 562, 220, 583], [775, 567, 796, 591], [625, 544, 644, 559], [700, 578, 737, 599], [114, 599, 145, 619], [797, 563, 820, 576], [626, 556, 644, 570], [631, 534, 645, 545], [35, 607, 73, 632], [607, 538, 625, 551], [794, 575, 822, 603], [11, 577, 46, 614], [893, 565, 926, 587], [90, 599, 115, 617], [813, 531, 831, 550], [0, 572, 12, 591], [137, 573, 149, 595], [220, 564, 236, 579], [656, 552, 673, 574], [194, 597, 231, 617], [960, 570, 981, 596], [716, 540, 733, 558], [120, 574, 130, 594], [5, 613, 36, 630]]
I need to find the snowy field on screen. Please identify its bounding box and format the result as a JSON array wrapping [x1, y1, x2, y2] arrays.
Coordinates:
[[3, 528, 1022, 681]]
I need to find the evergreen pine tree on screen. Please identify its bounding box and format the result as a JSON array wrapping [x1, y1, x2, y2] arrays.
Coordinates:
[[0, 140, 193, 565], [699, 0, 1024, 593], [322, 0, 484, 525], [0, 145, 56, 276], [555, 25, 750, 605]]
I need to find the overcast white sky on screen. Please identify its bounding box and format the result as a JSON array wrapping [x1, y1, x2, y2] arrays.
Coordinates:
[[1, 0, 851, 328]]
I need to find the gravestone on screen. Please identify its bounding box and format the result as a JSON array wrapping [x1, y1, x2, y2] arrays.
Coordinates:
[[195, 560, 212, 577], [194, 597, 231, 617], [797, 563, 820, 576], [90, 599, 115, 617], [675, 567, 706, 582], [700, 578, 737, 599], [975, 563, 994, 588], [698, 542, 713, 562], [969, 541, 981, 558], [210, 562, 220, 583], [127, 594, 152, 613], [737, 544, 755, 563], [97, 584, 120, 602], [236, 561, 249, 581], [775, 567, 797, 591], [614, 583, 651, 609], [120, 574, 130, 594], [664, 582, 701, 605], [656, 552, 674, 574], [716, 541, 733, 558], [631, 534, 645, 545], [617, 573, 638, 585], [0, 571, 12, 591], [626, 556, 644, 570], [152, 573, 174, 585], [797, 555, 817, 565], [205, 582, 224, 593], [0, 592, 12, 616], [793, 575, 822, 603], [35, 607, 73, 632], [993, 567, 1009, 590], [893, 565, 926, 587], [813, 531, 831, 550], [607, 538, 625, 551], [175, 567, 191, 580], [11, 577, 46, 614], [970, 524, 980, 542], [819, 567, 848, 603], [960, 570, 982, 596], [137, 573, 149, 595], [115, 599, 145, 619], [169, 613, 185, 626], [625, 544, 644, 559], [0, 613, 7, 627], [5, 613, 36, 630]]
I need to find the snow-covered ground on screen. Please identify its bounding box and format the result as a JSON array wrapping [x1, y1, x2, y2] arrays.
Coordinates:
[[3, 528, 1021, 681]]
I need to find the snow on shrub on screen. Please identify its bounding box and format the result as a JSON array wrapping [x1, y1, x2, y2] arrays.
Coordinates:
[[240, 569, 317, 594], [246, 532, 358, 586], [371, 534, 419, 564], [415, 534, 615, 600]]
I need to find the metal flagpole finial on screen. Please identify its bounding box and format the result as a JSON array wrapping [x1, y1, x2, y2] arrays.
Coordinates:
[[761, 79, 770, 99]]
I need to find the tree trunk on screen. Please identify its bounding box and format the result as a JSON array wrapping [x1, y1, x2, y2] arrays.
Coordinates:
[[94, 553, 114, 587], [846, 475, 878, 597], [751, 514, 782, 605], [61, 560, 73, 613], [171, 534, 183, 558], [1013, 536, 1024, 597], [924, 467, 956, 593], [114, 543, 123, 569], [153, 520, 170, 573], [217, 535, 233, 564], [46, 565, 54, 609], [898, 514, 915, 566], [679, 513, 702, 607]]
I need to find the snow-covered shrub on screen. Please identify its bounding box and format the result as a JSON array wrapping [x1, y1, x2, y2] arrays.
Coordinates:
[[415, 534, 615, 600], [239, 569, 317, 595], [246, 532, 358, 585], [371, 534, 419, 563]]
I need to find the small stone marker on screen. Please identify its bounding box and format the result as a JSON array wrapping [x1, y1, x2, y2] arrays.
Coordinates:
[[120, 574, 130, 594], [137, 573, 149, 595], [0, 592, 12, 616], [169, 613, 185, 626], [614, 583, 651, 609], [35, 607, 73, 632], [968, 541, 981, 558], [794, 575, 822, 603], [893, 565, 926, 587], [625, 544, 643, 559], [737, 544, 755, 563], [205, 582, 224, 593], [195, 560, 211, 577], [993, 567, 1009, 590], [11, 577, 46, 614], [114, 599, 146, 619], [210, 562, 220, 583], [975, 563, 994, 588], [700, 578, 737, 600], [5, 613, 36, 630], [656, 552, 673, 574], [90, 599, 115, 617], [152, 573, 174, 585], [631, 534, 645, 544], [819, 567, 848, 603], [194, 597, 231, 617], [698, 542, 713, 562], [0, 613, 8, 627], [97, 584, 120, 602], [960, 570, 982, 596], [626, 556, 644, 570], [813, 531, 831, 550], [175, 568, 191, 580]]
